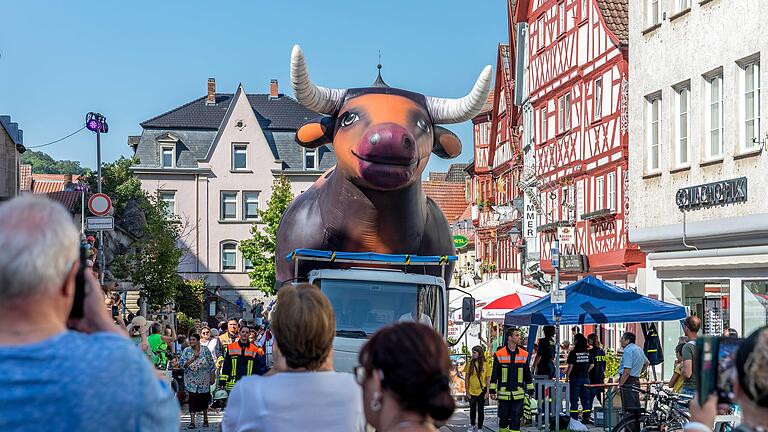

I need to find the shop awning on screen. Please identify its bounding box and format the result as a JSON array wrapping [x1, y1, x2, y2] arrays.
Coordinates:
[[505, 275, 687, 326]]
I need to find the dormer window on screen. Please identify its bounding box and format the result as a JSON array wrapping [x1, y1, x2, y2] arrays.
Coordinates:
[[304, 148, 318, 170], [161, 146, 175, 168]]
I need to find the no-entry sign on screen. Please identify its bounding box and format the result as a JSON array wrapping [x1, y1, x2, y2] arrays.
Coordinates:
[[88, 193, 112, 216]]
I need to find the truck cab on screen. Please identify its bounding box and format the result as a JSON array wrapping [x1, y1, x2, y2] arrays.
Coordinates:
[[309, 267, 447, 373], [284, 249, 460, 373]]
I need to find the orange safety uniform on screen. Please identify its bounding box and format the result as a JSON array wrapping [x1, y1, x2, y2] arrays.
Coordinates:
[[489, 345, 534, 432]]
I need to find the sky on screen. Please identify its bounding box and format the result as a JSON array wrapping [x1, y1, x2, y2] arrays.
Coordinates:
[[0, 1, 508, 176]]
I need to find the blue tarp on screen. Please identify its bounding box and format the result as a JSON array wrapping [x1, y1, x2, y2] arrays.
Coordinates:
[[505, 275, 687, 326], [286, 248, 457, 264]]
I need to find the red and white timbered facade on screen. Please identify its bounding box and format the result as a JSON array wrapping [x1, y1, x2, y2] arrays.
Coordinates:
[[516, 0, 642, 286], [472, 43, 525, 284]]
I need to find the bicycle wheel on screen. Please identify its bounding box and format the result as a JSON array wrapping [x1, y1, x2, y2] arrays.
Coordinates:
[[612, 414, 648, 432]]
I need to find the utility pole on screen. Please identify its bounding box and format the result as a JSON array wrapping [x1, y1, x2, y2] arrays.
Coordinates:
[[86, 113, 108, 286]]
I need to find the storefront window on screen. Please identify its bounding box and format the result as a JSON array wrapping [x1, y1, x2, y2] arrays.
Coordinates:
[[743, 281, 768, 336], [661, 280, 730, 379]]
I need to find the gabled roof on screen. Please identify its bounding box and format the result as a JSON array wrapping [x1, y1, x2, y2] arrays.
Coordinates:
[[596, 0, 629, 45], [0, 115, 24, 150], [140, 93, 319, 131], [423, 181, 468, 223], [42, 191, 81, 211]]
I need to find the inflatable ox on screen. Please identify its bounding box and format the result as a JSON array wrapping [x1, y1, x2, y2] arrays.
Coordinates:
[[275, 45, 492, 284]]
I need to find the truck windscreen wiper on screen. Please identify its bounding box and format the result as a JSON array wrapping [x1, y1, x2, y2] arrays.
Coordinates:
[[336, 329, 369, 338]]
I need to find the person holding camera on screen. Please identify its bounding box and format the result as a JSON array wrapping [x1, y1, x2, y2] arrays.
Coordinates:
[[686, 326, 768, 432], [0, 196, 179, 431]]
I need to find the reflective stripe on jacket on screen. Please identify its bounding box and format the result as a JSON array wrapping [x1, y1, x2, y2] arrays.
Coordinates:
[[489, 345, 534, 401], [219, 341, 266, 390]]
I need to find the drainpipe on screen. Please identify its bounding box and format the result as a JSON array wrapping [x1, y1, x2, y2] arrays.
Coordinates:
[[195, 173, 200, 273], [681, 210, 698, 251]]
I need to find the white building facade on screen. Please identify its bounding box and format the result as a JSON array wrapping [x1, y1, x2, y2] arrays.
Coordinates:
[[131, 79, 334, 303], [628, 0, 768, 377]]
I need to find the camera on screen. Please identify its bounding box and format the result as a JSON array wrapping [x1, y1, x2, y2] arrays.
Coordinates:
[[696, 336, 744, 405]]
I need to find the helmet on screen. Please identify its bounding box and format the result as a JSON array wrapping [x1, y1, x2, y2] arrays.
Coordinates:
[[213, 389, 228, 401]]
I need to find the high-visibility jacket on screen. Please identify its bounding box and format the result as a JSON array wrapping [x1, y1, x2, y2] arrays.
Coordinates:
[[489, 345, 534, 401], [219, 340, 267, 390]]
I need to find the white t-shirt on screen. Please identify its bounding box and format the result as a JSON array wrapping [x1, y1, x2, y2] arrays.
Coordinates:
[[398, 312, 433, 327], [222, 371, 365, 432]]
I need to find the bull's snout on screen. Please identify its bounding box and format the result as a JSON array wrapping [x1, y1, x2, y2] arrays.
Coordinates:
[[356, 123, 417, 166]]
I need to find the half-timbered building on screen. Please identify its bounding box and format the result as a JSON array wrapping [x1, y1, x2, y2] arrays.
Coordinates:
[[514, 0, 642, 288]]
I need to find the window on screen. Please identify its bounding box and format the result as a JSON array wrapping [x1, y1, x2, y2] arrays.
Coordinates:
[[558, 92, 571, 132], [576, 180, 584, 221], [159, 191, 176, 217], [244, 257, 254, 272], [744, 281, 768, 336], [537, 15, 546, 50], [594, 78, 603, 120], [647, 0, 660, 27], [243, 191, 260, 220], [541, 107, 548, 144], [221, 192, 238, 220], [232, 144, 248, 170], [161, 147, 174, 168], [707, 75, 724, 158], [744, 62, 761, 150], [647, 97, 661, 171], [607, 172, 616, 212], [558, 2, 565, 35], [304, 148, 318, 170], [221, 243, 237, 271], [676, 87, 690, 165], [581, 0, 588, 21], [596, 176, 604, 210], [676, 0, 690, 12]]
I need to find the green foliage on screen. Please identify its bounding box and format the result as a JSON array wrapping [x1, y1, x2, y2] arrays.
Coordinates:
[[121, 192, 183, 306], [240, 176, 294, 295], [20, 150, 91, 175], [605, 349, 621, 380], [176, 311, 195, 337], [80, 156, 142, 214], [175, 278, 207, 320], [90, 157, 184, 308]]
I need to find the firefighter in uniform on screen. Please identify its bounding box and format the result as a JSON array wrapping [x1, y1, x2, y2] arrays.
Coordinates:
[[490, 327, 534, 432], [219, 325, 267, 391]]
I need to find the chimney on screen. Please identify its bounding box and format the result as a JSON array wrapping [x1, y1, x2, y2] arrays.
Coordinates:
[[269, 79, 279, 99], [206, 78, 216, 105]]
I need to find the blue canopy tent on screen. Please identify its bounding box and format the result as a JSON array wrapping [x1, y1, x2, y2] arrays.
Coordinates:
[[505, 275, 686, 326]]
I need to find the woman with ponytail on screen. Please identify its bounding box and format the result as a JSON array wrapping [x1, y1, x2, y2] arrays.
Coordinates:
[[356, 322, 455, 432], [465, 345, 490, 432]]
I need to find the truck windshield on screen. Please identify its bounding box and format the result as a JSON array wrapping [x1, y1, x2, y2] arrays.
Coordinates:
[[319, 279, 443, 338]]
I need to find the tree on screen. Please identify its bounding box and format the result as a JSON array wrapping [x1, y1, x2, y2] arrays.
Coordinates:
[[20, 150, 91, 175], [240, 177, 294, 295], [84, 157, 185, 307]]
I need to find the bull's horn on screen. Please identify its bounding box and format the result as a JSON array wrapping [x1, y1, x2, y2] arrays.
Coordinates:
[[290, 45, 346, 115], [425, 65, 493, 124]]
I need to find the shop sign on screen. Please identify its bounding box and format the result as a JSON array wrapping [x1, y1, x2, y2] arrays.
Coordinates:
[[557, 226, 575, 246], [523, 194, 538, 239], [453, 235, 469, 249], [561, 254, 588, 273], [675, 177, 747, 210]]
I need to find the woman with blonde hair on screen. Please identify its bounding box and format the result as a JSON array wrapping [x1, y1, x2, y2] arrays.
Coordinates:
[[221, 283, 364, 432], [465, 345, 490, 432]]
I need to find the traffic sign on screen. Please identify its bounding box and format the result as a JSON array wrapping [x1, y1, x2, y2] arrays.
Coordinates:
[[88, 193, 112, 216], [551, 246, 560, 269], [86, 216, 114, 231], [551, 287, 566, 304]]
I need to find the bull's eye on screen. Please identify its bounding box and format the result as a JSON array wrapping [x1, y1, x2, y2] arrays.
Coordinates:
[[417, 119, 431, 133], [340, 112, 360, 128]]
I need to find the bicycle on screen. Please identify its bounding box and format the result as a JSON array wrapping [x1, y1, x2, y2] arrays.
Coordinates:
[[612, 384, 691, 432]]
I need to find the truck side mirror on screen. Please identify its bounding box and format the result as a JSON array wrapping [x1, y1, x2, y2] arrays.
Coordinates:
[[462, 297, 476, 323]]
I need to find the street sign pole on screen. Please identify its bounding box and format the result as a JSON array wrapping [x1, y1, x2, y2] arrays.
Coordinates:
[[87, 112, 108, 287], [552, 239, 561, 432]]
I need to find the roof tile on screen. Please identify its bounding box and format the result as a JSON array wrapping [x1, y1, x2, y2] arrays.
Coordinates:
[[19, 164, 32, 191], [596, 0, 629, 45], [423, 181, 467, 224]]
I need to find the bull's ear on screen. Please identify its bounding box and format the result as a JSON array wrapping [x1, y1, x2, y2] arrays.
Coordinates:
[[432, 126, 462, 159], [295, 116, 335, 148]]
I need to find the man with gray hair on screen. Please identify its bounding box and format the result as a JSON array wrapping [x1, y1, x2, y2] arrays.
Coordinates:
[[0, 195, 179, 431]]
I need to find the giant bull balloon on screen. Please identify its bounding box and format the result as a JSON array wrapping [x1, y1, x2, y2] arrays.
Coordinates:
[[275, 45, 492, 285]]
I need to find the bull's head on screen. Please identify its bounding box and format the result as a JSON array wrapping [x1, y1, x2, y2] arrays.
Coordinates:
[[291, 45, 492, 191]]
